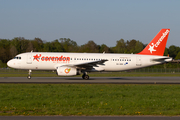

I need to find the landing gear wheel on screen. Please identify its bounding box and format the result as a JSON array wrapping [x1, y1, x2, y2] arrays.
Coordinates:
[[27, 75, 31, 79], [82, 75, 85, 79], [82, 74, 89, 80], [82, 72, 89, 80], [84, 75, 89, 80]]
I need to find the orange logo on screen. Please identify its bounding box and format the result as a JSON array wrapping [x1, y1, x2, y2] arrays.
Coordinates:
[[33, 54, 41, 62], [64, 68, 71, 74]]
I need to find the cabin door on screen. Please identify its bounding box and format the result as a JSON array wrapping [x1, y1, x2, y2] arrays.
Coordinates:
[[27, 54, 32, 64], [136, 56, 142, 66]]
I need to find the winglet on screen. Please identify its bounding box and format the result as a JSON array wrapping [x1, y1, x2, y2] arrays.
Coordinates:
[[138, 29, 170, 56]]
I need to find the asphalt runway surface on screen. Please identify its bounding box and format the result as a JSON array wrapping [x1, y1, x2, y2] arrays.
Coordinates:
[[0, 77, 180, 84]]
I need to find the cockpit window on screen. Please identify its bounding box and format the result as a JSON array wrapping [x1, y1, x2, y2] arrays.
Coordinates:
[[14, 56, 21, 59]]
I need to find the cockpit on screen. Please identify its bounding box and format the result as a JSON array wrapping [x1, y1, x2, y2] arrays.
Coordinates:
[[14, 56, 21, 60]]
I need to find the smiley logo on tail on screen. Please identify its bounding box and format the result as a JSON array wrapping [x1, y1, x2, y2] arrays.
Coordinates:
[[148, 43, 156, 54]]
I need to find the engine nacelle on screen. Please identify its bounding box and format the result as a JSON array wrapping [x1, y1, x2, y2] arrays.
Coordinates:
[[56, 66, 81, 76]]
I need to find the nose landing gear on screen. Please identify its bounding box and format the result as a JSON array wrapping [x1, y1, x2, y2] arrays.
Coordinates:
[[27, 70, 32, 79]]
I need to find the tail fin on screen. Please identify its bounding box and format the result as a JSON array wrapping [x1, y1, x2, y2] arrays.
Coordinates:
[[138, 29, 170, 56]]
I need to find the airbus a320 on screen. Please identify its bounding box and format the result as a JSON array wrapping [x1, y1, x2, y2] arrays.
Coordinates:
[[7, 29, 172, 79]]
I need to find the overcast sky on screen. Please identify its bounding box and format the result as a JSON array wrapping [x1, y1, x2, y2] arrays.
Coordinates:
[[0, 0, 179, 47]]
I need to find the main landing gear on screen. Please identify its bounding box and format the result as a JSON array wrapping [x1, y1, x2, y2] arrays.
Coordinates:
[[82, 72, 89, 80], [27, 70, 32, 79]]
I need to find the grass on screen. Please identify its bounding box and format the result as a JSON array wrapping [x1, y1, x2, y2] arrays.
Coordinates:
[[1, 84, 180, 116]]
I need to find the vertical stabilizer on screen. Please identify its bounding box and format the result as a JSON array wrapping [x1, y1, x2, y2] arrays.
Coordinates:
[[138, 29, 170, 56]]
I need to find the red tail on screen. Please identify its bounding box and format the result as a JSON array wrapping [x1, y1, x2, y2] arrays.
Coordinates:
[[138, 29, 170, 56]]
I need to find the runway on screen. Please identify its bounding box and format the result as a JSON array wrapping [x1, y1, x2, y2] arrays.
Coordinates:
[[0, 77, 180, 84]]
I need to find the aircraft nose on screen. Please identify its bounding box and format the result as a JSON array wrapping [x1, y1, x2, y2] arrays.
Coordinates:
[[7, 60, 13, 68]]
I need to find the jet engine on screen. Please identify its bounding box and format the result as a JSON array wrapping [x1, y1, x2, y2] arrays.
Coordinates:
[[56, 66, 81, 76]]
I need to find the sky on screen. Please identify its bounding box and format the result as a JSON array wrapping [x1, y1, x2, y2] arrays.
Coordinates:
[[0, 0, 180, 47]]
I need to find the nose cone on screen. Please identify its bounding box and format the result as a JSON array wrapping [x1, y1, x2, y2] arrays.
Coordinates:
[[7, 60, 13, 68]]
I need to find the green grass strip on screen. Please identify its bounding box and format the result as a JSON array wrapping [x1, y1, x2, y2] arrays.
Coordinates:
[[0, 84, 180, 116]]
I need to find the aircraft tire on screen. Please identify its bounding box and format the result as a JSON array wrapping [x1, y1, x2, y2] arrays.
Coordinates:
[[84, 75, 89, 80], [82, 75, 85, 79], [27, 75, 31, 79]]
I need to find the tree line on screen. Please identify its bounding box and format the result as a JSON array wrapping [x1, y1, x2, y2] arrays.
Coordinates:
[[0, 37, 180, 67]]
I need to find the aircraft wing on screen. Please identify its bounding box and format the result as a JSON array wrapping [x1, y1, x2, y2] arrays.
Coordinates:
[[61, 59, 108, 70]]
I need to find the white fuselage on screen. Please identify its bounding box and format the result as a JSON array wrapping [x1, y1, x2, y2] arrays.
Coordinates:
[[7, 52, 172, 72]]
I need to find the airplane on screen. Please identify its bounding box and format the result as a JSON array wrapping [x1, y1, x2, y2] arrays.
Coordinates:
[[7, 29, 172, 79]]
